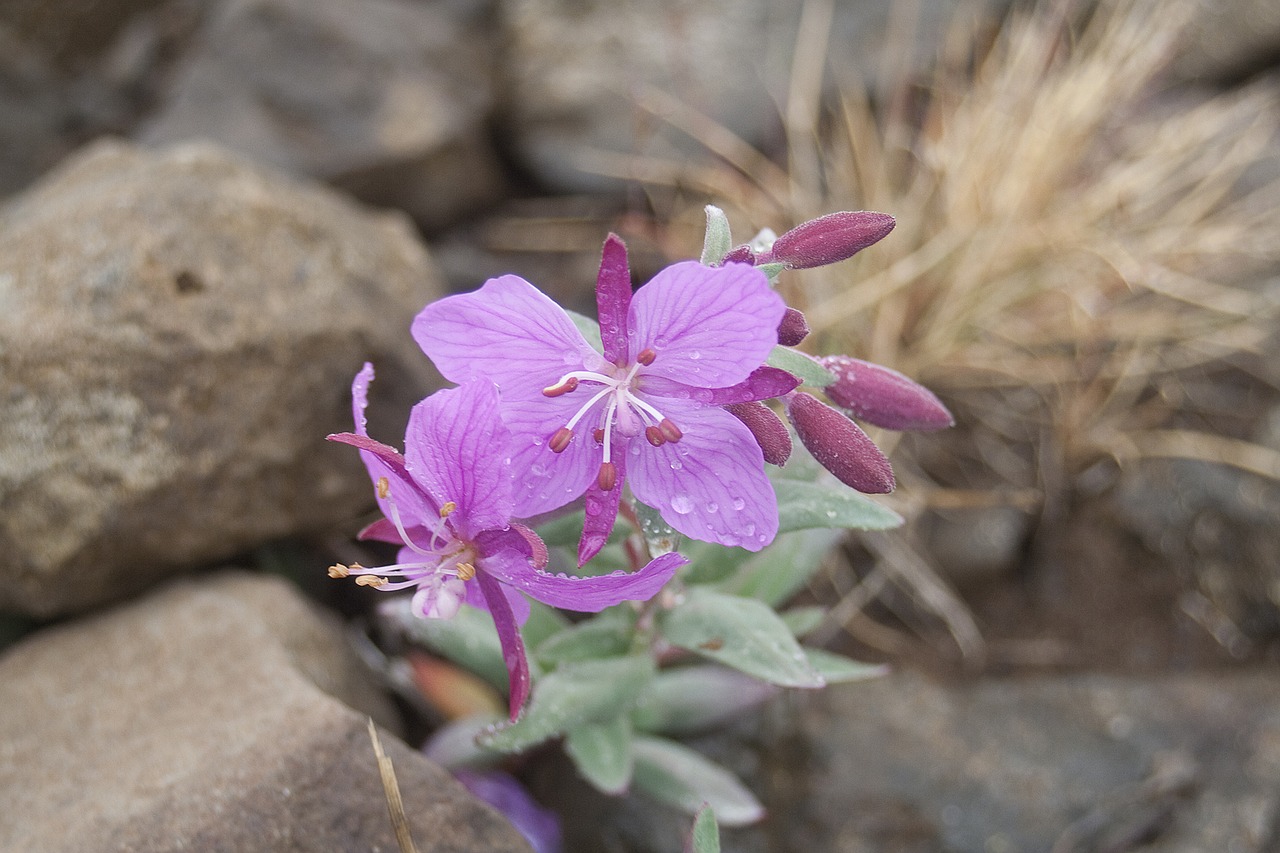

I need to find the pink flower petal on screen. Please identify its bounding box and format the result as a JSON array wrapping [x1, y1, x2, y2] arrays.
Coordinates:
[[577, 432, 627, 566], [404, 380, 514, 537], [475, 570, 531, 719], [628, 401, 779, 551], [628, 262, 784, 389], [595, 234, 632, 365], [644, 366, 800, 406], [413, 274, 602, 390], [481, 550, 686, 612]]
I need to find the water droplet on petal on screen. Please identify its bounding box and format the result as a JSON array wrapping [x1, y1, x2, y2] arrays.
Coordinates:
[[707, 502, 718, 513], [745, 523, 756, 536], [732, 497, 746, 511], [670, 460, 683, 470], [670, 494, 693, 514], [689, 351, 702, 360]]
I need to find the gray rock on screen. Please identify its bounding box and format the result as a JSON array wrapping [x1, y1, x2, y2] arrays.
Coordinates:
[[0, 139, 439, 617], [0, 571, 532, 852], [141, 0, 506, 229], [796, 670, 1280, 852]]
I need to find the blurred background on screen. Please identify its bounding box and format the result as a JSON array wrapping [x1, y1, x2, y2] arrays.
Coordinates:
[[3, 0, 1280, 850]]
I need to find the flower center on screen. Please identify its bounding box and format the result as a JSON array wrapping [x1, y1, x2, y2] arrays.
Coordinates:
[[542, 348, 683, 488], [328, 477, 477, 609]]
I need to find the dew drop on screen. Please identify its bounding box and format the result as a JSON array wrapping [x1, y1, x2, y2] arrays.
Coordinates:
[[707, 502, 718, 513], [732, 497, 745, 511], [670, 460, 683, 470], [531, 464, 548, 477], [586, 503, 600, 516], [532, 437, 543, 447], [745, 523, 756, 536], [689, 351, 702, 360], [670, 494, 693, 514]]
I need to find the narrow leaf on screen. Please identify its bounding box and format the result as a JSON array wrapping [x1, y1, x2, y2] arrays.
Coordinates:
[[780, 606, 825, 638], [700, 205, 733, 265], [687, 806, 721, 853], [716, 528, 844, 608], [565, 716, 634, 795], [631, 736, 764, 827], [766, 346, 835, 387], [478, 655, 654, 753], [774, 478, 903, 533], [631, 665, 778, 736], [535, 608, 636, 668], [566, 308, 604, 352], [803, 648, 891, 683], [661, 588, 824, 688]]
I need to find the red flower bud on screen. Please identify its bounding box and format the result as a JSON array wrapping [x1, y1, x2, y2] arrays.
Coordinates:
[[720, 245, 756, 265], [819, 356, 954, 431], [787, 392, 894, 494], [776, 307, 810, 346], [725, 401, 792, 466], [766, 211, 895, 269]]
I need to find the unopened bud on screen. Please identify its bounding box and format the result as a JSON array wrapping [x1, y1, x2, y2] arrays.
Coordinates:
[[720, 245, 756, 265], [819, 356, 954, 431], [725, 401, 792, 466], [765, 211, 895, 269], [776, 308, 810, 346], [787, 392, 895, 494]]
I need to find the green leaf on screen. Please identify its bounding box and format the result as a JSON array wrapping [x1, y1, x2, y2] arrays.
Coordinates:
[[566, 308, 604, 352], [757, 261, 788, 283], [478, 655, 655, 753], [630, 665, 779, 736], [700, 205, 733, 265], [803, 648, 891, 684], [421, 713, 506, 769], [780, 606, 826, 638], [520, 600, 572, 650], [635, 501, 682, 556], [631, 736, 764, 827], [390, 600, 511, 692], [774, 478, 903, 533], [565, 716, 634, 795], [766, 346, 835, 387], [660, 588, 824, 688], [681, 540, 746, 586], [535, 510, 588, 549], [534, 608, 636, 668], [716, 528, 844, 608], [688, 806, 721, 853]]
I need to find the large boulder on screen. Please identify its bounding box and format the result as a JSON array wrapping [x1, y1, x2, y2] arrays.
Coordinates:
[[0, 139, 439, 617], [0, 571, 532, 852]]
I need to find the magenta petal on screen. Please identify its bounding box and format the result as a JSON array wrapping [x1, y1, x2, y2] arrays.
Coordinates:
[[595, 234, 632, 365], [404, 381, 514, 537], [481, 550, 685, 612], [577, 433, 627, 566], [413, 274, 602, 390], [629, 261, 784, 388], [504, 398, 600, 518], [645, 366, 800, 406], [464, 578, 532, 626], [476, 570, 531, 719], [328, 431, 441, 523], [628, 401, 779, 551]]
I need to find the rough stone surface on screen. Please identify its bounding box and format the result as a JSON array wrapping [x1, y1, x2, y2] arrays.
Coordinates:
[[141, 0, 506, 229], [794, 670, 1280, 852], [0, 571, 532, 853], [0, 139, 440, 617]]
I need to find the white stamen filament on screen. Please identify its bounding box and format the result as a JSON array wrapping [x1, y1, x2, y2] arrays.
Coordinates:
[[548, 360, 677, 454]]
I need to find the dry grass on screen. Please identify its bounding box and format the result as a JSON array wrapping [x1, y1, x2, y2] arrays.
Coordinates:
[[601, 0, 1280, 663]]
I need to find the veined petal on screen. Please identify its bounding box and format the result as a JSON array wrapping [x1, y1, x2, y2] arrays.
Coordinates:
[[644, 366, 800, 406], [629, 262, 784, 388], [578, 432, 627, 566], [464, 577, 532, 626], [501, 392, 601, 518], [405, 380, 514, 537], [481, 549, 686, 612], [628, 401, 779, 551], [413, 275, 603, 390], [476, 570, 531, 719], [595, 234, 632, 364]]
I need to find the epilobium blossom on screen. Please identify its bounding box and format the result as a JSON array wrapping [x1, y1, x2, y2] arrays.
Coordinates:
[[328, 364, 684, 717], [414, 235, 793, 563]]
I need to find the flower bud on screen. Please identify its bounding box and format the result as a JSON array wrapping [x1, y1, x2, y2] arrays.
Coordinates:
[[819, 355, 954, 431], [776, 307, 810, 346], [720, 245, 756, 265], [725, 401, 792, 466], [787, 392, 894, 494], [765, 211, 895, 269]]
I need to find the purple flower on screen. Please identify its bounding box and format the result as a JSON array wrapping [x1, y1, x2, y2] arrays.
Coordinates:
[[454, 769, 563, 853], [413, 235, 792, 562], [328, 364, 685, 717]]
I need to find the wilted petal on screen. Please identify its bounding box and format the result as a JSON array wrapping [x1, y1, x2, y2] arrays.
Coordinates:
[[788, 392, 895, 493], [414, 274, 602, 389], [724, 401, 792, 466], [476, 570, 531, 719], [405, 380, 514, 536], [765, 211, 895, 269], [819, 355, 954, 431], [595, 234, 632, 364], [629, 261, 784, 388], [628, 401, 778, 551], [481, 550, 686, 612]]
